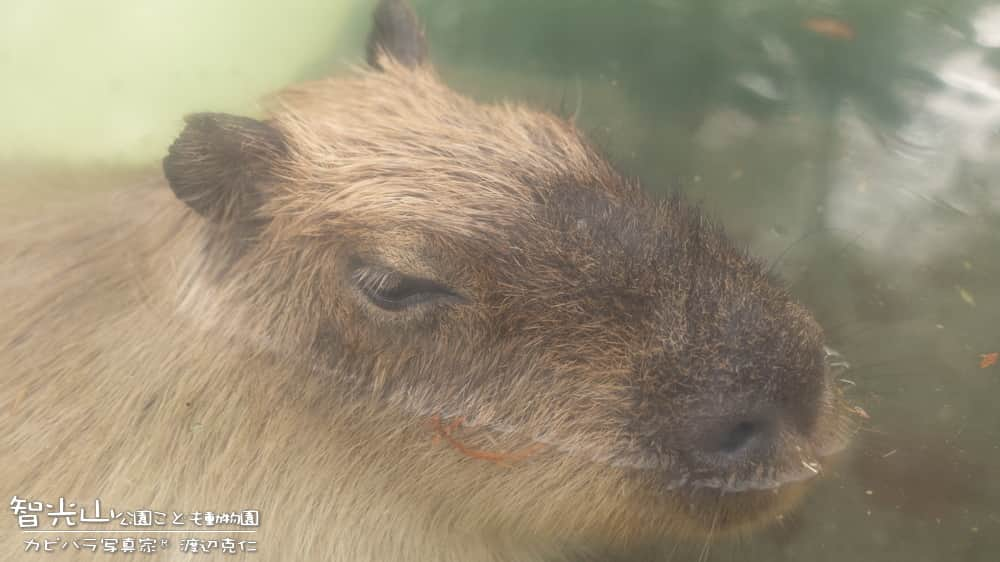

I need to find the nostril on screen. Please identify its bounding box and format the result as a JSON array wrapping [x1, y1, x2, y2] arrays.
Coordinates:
[[716, 419, 765, 455]]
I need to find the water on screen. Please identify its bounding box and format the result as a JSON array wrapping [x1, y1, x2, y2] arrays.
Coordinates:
[[3, 0, 999, 560], [411, 1, 999, 559]]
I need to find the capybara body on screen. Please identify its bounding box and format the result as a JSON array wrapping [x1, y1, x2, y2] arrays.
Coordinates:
[[0, 1, 853, 560]]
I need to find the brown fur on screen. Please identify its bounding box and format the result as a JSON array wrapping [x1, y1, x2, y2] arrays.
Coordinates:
[[0, 2, 854, 560]]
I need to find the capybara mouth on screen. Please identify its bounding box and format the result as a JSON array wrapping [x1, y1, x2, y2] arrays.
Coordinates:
[[667, 480, 813, 536], [412, 345, 855, 489], [416, 397, 851, 493], [401, 345, 856, 542]]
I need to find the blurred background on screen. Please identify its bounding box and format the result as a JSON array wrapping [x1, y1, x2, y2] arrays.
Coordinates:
[[2, 0, 999, 560]]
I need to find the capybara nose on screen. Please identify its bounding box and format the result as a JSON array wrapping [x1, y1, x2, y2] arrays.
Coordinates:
[[696, 414, 777, 463]]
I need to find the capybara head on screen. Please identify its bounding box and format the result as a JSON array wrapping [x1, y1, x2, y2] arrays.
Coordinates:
[[161, 0, 854, 543]]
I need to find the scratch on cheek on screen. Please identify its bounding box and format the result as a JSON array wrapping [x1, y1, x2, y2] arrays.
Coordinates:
[[427, 415, 546, 467]]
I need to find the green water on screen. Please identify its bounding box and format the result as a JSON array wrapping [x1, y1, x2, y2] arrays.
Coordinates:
[[418, 2, 999, 560], [3, 0, 999, 560]]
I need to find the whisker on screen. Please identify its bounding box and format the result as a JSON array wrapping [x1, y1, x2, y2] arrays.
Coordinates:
[[699, 494, 723, 562], [843, 353, 937, 372], [665, 539, 681, 562]]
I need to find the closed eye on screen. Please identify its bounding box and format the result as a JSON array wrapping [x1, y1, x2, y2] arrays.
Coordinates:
[[351, 265, 462, 311]]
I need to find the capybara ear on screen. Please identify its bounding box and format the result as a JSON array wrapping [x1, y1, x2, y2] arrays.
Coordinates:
[[163, 113, 286, 225], [366, 0, 429, 70]]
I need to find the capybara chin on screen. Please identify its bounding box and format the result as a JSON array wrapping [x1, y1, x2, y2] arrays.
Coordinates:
[[0, 0, 855, 560]]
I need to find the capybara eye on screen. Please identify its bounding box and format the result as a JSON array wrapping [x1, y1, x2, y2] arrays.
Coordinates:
[[351, 265, 461, 311]]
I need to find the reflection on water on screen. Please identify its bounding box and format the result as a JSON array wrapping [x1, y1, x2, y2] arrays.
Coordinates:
[[3, 0, 999, 560], [829, 4, 1000, 265], [420, 1, 999, 560]]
